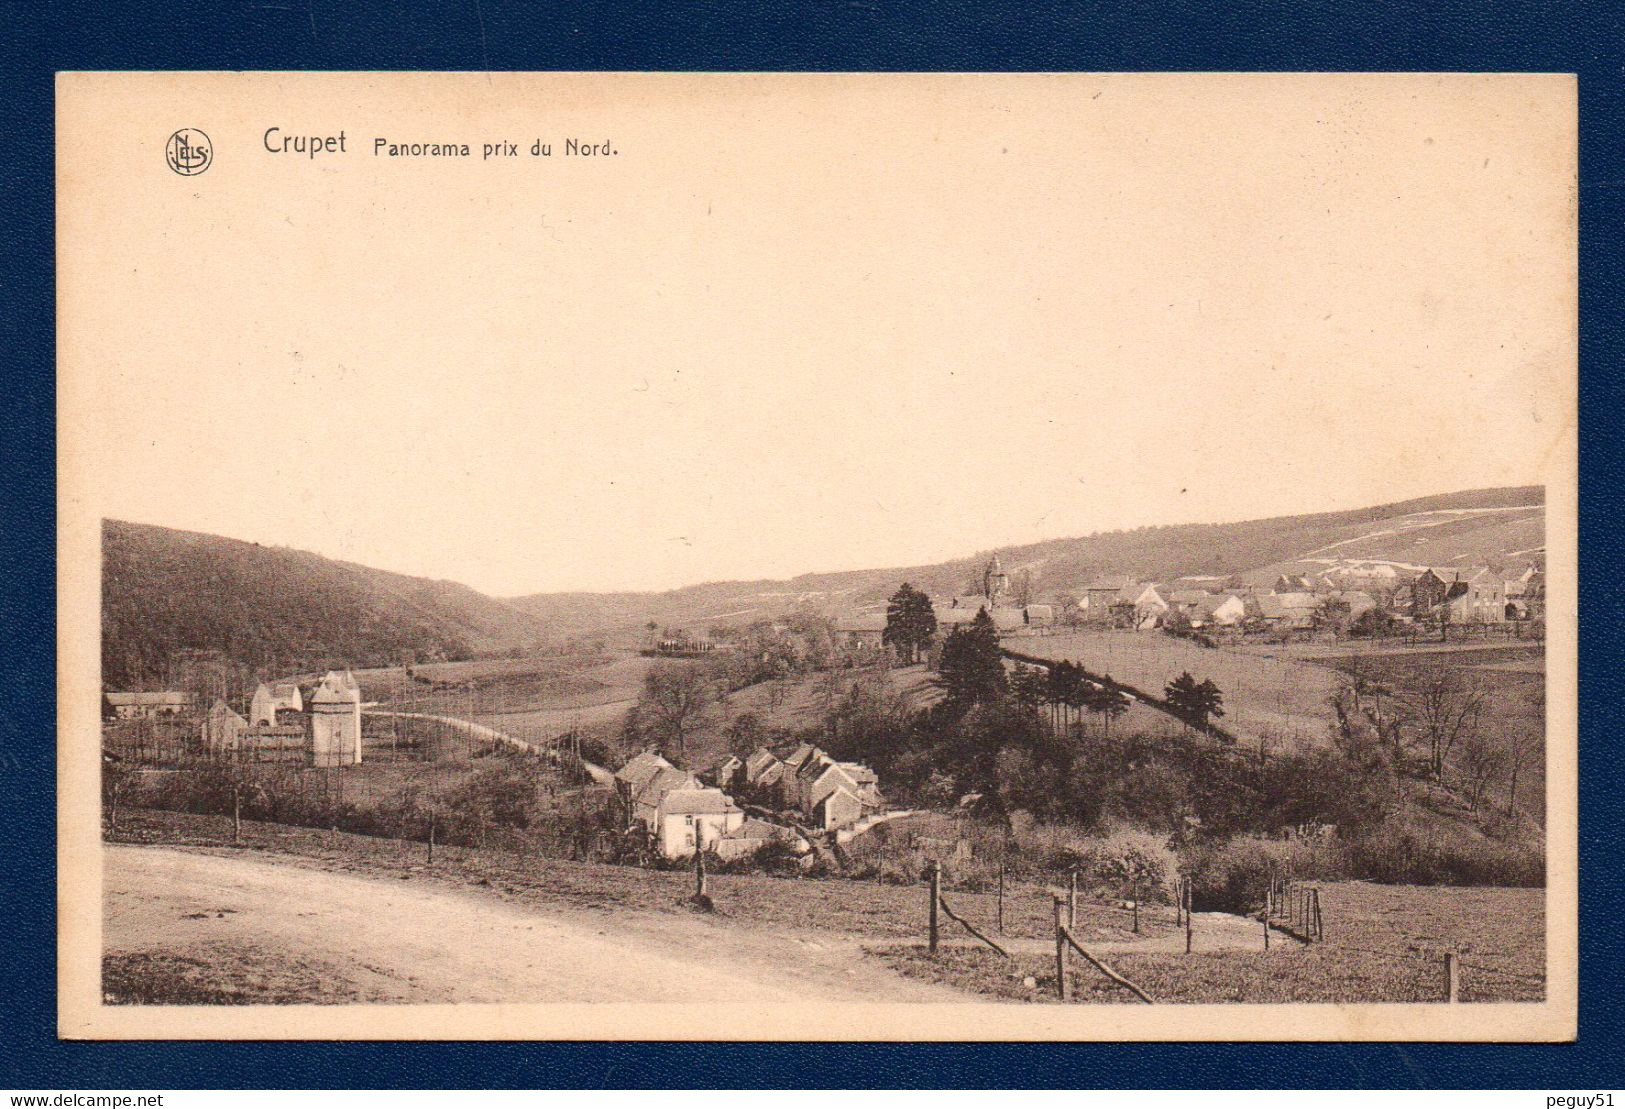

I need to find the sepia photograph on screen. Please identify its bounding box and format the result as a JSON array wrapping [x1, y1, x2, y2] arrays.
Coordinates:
[[55, 71, 1576, 1041]]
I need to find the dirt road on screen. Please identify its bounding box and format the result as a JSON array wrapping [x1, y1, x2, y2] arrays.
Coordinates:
[[104, 845, 960, 1004]]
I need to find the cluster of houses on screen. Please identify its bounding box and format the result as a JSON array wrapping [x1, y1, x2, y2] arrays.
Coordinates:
[[720, 743, 884, 832], [833, 552, 1545, 653], [194, 671, 365, 767], [1074, 562, 1544, 633], [613, 751, 798, 860], [612, 741, 887, 860]]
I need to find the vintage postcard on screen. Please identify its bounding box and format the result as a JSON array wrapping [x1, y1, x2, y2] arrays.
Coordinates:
[[57, 71, 1576, 1041]]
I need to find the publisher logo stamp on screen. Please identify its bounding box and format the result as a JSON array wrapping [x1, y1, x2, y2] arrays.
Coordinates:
[[166, 129, 213, 176]]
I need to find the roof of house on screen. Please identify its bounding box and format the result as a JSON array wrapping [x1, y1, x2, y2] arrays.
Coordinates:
[[245, 725, 305, 736], [798, 751, 837, 781], [658, 788, 743, 816], [819, 784, 862, 812], [722, 817, 783, 841], [105, 691, 193, 706], [810, 764, 861, 805], [838, 762, 878, 784], [745, 747, 781, 772], [1193, 593, 1244, 618], [616, 750, 673, 787], [1256, 593, 1319, 619], [781, 743, 819, 771], [208, 699, 247, 721], [635, 766, 698, 806], [1168, 589, 1212, 605]]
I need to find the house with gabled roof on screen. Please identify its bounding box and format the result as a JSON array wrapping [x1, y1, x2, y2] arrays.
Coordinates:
[[654, 788, 745, 858], [615, 750, 674, 798], [835, 612, 889, 651], [1131, 584, 1169, 629], [1191, 593, 1247, 627], [250, 681, 303, 726], [816, 785, 865, 832], [632, 765, 702, 830], [103, 691, 194, 720]]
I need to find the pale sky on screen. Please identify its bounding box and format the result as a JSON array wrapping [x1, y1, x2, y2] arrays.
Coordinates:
[[60, 73, 1575, 596]]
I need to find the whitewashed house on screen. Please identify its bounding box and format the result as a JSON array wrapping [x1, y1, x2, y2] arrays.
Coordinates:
[[249, 681, 303, 726], [655, 788, 745, 858]]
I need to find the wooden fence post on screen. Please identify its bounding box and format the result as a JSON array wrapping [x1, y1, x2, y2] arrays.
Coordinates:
[[997, 863, 1005, 936], [1262, 911, 1270, 950], [694, 834, 708, 901], [1313, 888, 1324, 942], [1444, 951, 1459, 1003], [1067, 867, 1077, 930], [1053, 895, 1071, 1001], [1132, 885, 1140, 934], [1184, 881, 1193, 954], [232, 784, 242, 845], [427, 812, 435, 864], [928, 862, 940, 954]]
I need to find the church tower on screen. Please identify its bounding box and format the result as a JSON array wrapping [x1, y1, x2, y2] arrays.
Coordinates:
[[983, 554, 1010, 607]]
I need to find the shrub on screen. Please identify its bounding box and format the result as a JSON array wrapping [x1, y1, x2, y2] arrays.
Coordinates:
[[1080, 829, 1179, 904], [1345, 818, 1543, 887]]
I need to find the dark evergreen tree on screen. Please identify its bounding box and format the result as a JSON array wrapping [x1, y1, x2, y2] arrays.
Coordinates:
[[1164, 671, 1225, 733], [937, 608, 1007, 709], [882, 582, 938, 664]]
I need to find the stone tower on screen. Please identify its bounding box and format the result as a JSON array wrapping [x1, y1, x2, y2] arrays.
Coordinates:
[[309, 669, 363, 767]]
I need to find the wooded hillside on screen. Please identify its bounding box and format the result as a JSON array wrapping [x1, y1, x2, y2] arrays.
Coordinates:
[[102, 520, 551, 689]]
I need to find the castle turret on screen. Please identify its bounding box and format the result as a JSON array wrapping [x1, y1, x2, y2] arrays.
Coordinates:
[[309, 670, 362, 767]]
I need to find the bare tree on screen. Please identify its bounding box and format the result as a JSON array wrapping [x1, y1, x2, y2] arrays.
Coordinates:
[[1457, 730, 1506, 812], [1399, 667, 1485, 782], [636, 663, 718, 760]]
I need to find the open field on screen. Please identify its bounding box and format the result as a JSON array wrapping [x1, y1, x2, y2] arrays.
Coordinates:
[[353, 651, 659, 747], [1012, 631, 1340, 745], [876, 881, 1543, 1004]]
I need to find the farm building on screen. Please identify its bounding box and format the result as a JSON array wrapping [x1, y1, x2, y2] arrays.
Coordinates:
[[834, 612, 888, 651], [249, 681, 303, 726], [1191, 593, 1247, 627], [744, 746, 787, 790], [1249, 592, 1319, 629], [1081, 576, 1140, 622], [1131, 584, 1170, 629], [817, 785, 865, 832], [714, 817, 797, 861], [200, 699, 247, 753], [103, 691, 194, 719], [616, 750, 675, 800], [1411, 567, 1508, 623]]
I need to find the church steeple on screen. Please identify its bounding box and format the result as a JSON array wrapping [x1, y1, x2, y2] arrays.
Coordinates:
[[983, 553, 1009, 606]]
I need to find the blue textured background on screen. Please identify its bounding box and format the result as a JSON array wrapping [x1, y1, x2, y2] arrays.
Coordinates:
[[2, 0, 1618, 1089]]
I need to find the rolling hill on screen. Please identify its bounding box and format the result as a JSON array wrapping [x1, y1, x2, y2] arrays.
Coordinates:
[[104, 486, 1545, 685], [101, 520, 552, 689], [507, 486, 1545, 639]]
